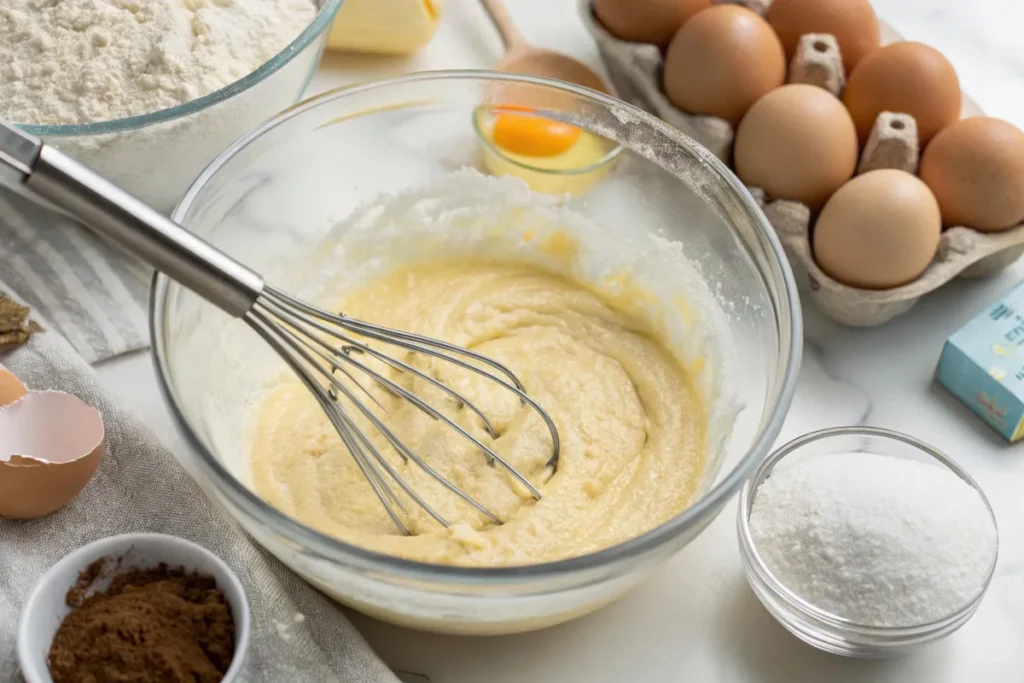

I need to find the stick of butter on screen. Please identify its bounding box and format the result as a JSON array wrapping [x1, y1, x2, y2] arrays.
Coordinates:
[[326, 0, 443, 55]]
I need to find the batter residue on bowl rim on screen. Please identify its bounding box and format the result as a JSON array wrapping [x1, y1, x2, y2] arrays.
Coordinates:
[[250, 258, 707, 567]]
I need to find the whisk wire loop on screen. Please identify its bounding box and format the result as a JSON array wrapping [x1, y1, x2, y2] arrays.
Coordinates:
[[246, 289, 564, 533], [249, 303, 507, 528], [244, 308, 414, 533], [261, 295, 500, 438], [264, 287, 561, 471], [258, 295, 542, 494]]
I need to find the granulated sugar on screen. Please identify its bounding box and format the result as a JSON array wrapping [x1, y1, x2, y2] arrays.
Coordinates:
[[749, 451, 997, 627]]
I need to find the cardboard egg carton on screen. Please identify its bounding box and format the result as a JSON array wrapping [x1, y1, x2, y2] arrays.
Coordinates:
[[579, 0, 1024, 326]]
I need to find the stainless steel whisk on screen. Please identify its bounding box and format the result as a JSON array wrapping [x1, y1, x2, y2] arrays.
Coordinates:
[[0, 122, 560, 534]]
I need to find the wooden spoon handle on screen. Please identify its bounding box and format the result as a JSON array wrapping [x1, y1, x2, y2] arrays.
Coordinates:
[[479, 0, 527, 51]]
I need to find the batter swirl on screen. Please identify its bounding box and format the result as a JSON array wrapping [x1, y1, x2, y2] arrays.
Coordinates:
[[251, 260, 705, 566]]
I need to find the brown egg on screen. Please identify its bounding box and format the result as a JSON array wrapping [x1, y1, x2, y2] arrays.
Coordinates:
[[594, 0, 711, 48], [734, 85, 858, 208], [919, 117, 1024, 232], [767, 0, 881, 72], [0, 391, 105, 519], [842, 41, 961, 144], [814, 170, 941, 289], [663, 5, 785, 124]]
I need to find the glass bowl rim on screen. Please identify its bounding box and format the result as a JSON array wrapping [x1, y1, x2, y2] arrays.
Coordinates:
[[15, 0, 343, 138], [471, 106, 623, 176], [737, 425, 1000, 637], [152, 70, 803, 585]]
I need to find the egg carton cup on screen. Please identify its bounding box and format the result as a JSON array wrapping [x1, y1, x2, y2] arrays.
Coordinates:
[[580, 0, 1024, 326]]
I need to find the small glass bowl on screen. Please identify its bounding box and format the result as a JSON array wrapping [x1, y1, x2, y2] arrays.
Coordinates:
[[737, 426, 999, 658], [471, 105, 622, 196]]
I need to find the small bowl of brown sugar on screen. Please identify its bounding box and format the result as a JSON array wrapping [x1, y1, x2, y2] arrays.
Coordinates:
[[17, 533, 251, 683]]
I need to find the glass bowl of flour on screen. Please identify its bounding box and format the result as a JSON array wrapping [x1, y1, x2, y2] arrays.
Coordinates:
[[738, 426, 999, 657], [151, 72, 802, 634], [1, 0, 342, 214]]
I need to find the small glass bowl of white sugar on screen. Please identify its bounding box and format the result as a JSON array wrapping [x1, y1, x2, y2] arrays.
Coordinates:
[[737, 426, 999, 658]]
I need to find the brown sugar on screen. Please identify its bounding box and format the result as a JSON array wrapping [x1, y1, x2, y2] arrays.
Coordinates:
[[0, 291, 43, 351], [48, 560, 236, 683]]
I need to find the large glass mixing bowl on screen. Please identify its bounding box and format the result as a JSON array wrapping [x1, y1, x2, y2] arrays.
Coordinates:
[[152, 72, 802, 635]]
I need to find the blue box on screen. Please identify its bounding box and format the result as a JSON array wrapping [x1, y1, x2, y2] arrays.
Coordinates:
[[937, 281, 1024, 442]]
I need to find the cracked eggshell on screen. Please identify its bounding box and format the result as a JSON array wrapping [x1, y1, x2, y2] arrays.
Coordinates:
[[0, 364, 27, 406], [0, 391, 105, 519]]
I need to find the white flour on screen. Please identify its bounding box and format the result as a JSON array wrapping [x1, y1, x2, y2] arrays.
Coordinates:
[[0, 0, 321, 211], [749, 452, 997, 627], [0, 0, 317, 126]]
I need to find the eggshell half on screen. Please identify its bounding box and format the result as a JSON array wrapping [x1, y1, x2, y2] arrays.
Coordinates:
[[0, 391, 105, 519], [0, 364, 27, 407]]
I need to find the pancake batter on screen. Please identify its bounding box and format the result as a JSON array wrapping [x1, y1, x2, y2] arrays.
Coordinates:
[[250, 260, 706, 566]]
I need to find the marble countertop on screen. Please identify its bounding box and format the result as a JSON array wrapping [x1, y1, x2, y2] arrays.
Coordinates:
[[95, 0, 1024, 680]]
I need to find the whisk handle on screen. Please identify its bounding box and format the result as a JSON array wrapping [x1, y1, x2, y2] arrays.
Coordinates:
[[0, 122, 264, 318]]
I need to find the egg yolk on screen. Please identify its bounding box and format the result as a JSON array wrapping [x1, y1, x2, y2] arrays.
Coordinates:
[[492, 112, 582, 157]]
